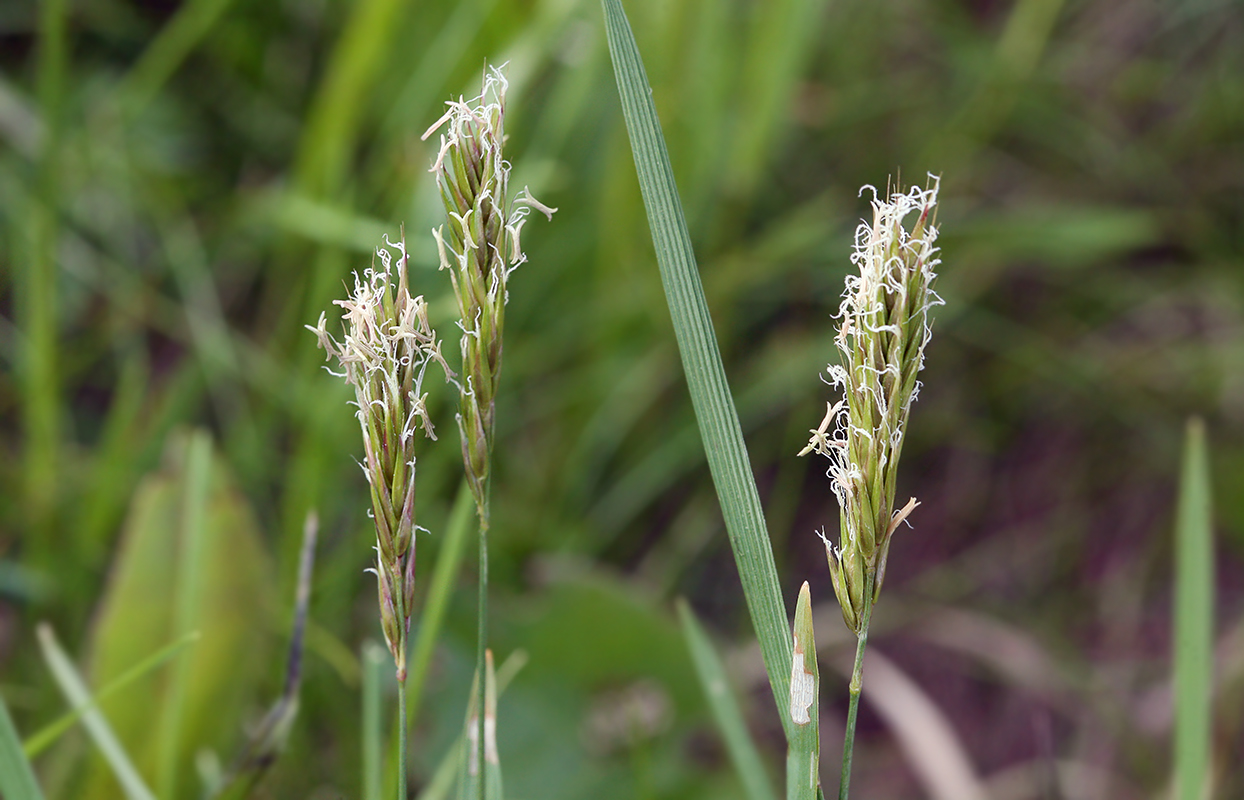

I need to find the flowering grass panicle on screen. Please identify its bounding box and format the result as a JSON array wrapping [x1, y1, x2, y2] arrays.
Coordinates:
[[308, 235, 448, 679], [800, 176, 942, 632], [421, 66, 555, 511]]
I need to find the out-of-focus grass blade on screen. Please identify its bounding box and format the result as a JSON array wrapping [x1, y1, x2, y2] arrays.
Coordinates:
[[834, 648, 985, 800], [155, 428, 212, 799], [85, 429, 274, 798], [23, 631, 200, 758], [36, 624, 157, 800], [211, 511, 318, 799], [295, 0, 405, 199], [417, 739, 462, 800], [0, 692, 45, 800], [729, 0, 826, 198], [407, 483, 475, 725], [601, 0, 793, 739], [677, 599, 778, 800], [361, 641, 387, 800], [21, 0, 67, 561], [785, 583, 819, 800], [1173, 418, 1214, 800], [119, 0, 237, 117]]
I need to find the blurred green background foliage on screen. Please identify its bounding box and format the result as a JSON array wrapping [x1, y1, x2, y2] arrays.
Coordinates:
[[1, 0, 1242, 797]]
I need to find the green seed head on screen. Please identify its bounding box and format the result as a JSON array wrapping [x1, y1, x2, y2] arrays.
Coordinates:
[[422, 66, 555, 513], [801, 176, 942, 632], [308, 234, 449, 676]]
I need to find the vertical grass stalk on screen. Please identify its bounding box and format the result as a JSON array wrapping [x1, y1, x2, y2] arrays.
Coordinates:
[[837, 574, 872, 800], [474, 493, 490, 798], [1173, 418, 1214, 800], [398, 679, 408, 799], [423, 67, 553, 798], [798, 180, 942, 800], [309, 236, 448, 800]]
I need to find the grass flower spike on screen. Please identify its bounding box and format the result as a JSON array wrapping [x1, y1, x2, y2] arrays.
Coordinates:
[[801, 176, 942, 800], [422, 66, 555, 514], [423, 65, 553, 799], [801, 176, 941, 632], [308, 235, 448, 682]]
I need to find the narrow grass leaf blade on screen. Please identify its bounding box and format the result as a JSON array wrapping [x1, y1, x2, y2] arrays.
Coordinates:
[[601, 0, 792, 738], [0, 692, 44, 800], [786, 583, 820, 800], [1174, 417, 1214, 800], [731, 0, 826, 196], [24, 631, 200, 758], [36, 624, 157, 800], [677, 599, 778, 800]]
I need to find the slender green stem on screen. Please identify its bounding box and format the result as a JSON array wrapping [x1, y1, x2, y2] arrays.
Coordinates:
[[397, 675, 407, 800], [475, 491, 491, 800], [838, 573, 875, 800]]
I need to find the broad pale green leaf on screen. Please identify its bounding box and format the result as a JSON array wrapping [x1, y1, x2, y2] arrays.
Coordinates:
[[80, 429, 275, 799]]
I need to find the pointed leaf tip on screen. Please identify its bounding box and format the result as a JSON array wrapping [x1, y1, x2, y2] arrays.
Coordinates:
[[789, 583, 817, 726]]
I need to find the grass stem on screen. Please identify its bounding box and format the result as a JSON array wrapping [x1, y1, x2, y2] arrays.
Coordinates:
[[474, 495, 490, 800], [397, 674, 407, 800], [838, 573, 874, 800]]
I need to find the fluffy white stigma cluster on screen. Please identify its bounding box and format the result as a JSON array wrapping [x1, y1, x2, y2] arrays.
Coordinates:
[[421, 66, 556, 307], [308, 234, 448, 677], [310, 236, 446, 448], [801, 176, 942, 631], [420, 65, 555, 510]]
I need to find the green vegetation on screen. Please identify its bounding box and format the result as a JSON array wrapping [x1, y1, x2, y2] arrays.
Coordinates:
[[0, 0, 1240, 797]]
